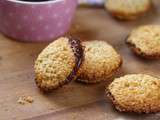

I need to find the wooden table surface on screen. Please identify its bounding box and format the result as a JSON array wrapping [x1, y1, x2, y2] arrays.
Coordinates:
[[0, 1, 160, 120]]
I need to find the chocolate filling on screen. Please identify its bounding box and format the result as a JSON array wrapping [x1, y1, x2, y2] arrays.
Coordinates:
[[65, 37, 84, 83]]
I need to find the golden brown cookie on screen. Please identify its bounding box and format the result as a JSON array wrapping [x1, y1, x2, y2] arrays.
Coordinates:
[[105, 0, 152, 20], [77, 40, 122, 83], [34, 37, 84, 92], [106, 74, 160, 113], [126, 25, 160, 59]]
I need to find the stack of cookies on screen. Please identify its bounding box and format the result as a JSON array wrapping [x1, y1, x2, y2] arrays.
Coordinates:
[[34, 37, 122, 91]]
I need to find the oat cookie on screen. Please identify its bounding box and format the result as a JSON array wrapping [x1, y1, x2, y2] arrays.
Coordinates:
[[77, 40, 122, 83], [106, 74, 160, 113], [126, 25, 160, 59], [34, 37, 84, 92], [105, 0, 152, 20]]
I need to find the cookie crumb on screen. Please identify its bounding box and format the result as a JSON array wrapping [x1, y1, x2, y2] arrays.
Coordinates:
[[17, 96, 34, 105], [71, 112, 78, 120]]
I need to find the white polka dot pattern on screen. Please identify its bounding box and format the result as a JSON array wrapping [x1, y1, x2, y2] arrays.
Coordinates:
[[0, 0, 78, 42]]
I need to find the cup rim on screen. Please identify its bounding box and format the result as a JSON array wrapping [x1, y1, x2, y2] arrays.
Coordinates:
[[7, 0, 64, 5]]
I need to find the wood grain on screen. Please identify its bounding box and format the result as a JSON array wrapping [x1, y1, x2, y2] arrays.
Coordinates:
[[0, 0, 160, 119]]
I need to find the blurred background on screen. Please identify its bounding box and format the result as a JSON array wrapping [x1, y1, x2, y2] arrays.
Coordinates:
[[79, 0, 104, 6]]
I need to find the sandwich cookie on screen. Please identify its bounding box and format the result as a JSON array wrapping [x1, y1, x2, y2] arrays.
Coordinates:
[[77, 40, 122, 83], [105, 0, 152, 20], [34, 37, 84, 92], [106, 74, 160, 113], [126, 25, 160, 59]]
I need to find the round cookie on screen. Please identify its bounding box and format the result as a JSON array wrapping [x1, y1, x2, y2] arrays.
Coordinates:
[[106, 74, 160, 113], [77, 40, 122, 83], [34, 37, 84, 92], [126, 25, 160, 59], [105, 0, 152, 20]]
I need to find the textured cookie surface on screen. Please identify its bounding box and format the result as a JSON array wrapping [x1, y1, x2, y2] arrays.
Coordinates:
[[77, 40, 122, 83], [105, 0, 152, 20], [126, 25, 160, 59], [107, 74, 160, 113], [34, 37, 76, 91]]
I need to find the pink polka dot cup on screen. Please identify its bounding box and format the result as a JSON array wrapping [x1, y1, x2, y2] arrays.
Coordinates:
[[0, 0, 78, 42]]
